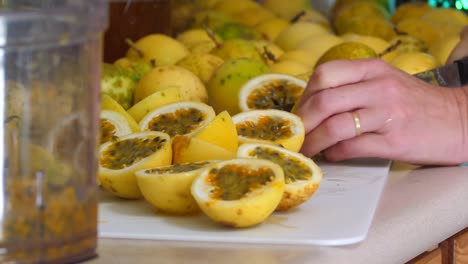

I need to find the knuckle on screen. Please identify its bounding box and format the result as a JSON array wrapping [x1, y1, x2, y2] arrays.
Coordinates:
[[311, 66, 327, 85], [311, 91, 332, 113], [365, 58, 387, 69], [322, 116, 343, 139]]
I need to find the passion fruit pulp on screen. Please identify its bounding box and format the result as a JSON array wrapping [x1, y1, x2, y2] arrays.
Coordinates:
[[232, 109, 305, 152], [191, 158, 285, 228], [98, 131, 172, 199], [238, 73, 306, 112], [139, 101, 215, 137], [238, 143, 323, 211]]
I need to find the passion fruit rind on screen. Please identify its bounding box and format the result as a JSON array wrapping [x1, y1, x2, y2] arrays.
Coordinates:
[[136, 160, 218, 215], [100, 110, 133, 145], [237, 143, 323, 211], [238, 73, 306, 112], [98, 131, 172, 199], [232, 109, 305, 152], [191, 158, 285, 228], [143, 161, 213, 174], [139, 101, 216, 137]]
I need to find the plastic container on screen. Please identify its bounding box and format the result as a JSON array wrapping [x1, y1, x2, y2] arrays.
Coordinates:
[[0, 1, 107, 263], [104, 0, 171, 63]]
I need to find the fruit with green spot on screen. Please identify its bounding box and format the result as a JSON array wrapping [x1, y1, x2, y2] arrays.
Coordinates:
[[207, 57, 270, 114], [101, 63, 136, 110]]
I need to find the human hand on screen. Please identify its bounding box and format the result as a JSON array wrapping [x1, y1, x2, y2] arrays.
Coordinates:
[[447, 25, 468, 64], [296, 59, 468, 165]]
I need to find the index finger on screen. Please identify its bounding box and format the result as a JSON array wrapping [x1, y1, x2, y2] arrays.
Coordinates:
[[299, 58, 390, 104]]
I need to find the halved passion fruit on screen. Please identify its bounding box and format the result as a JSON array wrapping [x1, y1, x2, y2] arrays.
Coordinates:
[[232, 109, 305, 152], [127, 86, 183, 123], [139, 101, 216, 138], [100, 110, 134, 145], [98, 131, 172, 199], [136, 160, 218, 215], [193, 110, 238, 153], [191, 158, 284, 228], [101, 94, 140, 132], [237, 143, 322, 211], [172, 135, 236, 164], [238, 73, 306, 112]]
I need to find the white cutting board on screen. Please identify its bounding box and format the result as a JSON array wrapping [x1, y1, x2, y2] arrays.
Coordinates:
[[98, 158, 391, 246]]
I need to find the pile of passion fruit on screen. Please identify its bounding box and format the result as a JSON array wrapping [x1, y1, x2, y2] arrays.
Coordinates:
[[99, 73, 323, 228]]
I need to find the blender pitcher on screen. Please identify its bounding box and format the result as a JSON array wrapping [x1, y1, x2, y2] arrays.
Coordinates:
[[0, 1, 107, 263]]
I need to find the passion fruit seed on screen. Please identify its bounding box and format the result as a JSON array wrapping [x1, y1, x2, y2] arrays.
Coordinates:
[[144, 161, 211, 174], [100, 119, 116, 144], [237, 116, 293, 141], [247, 80, 303, 110], [100, 136, 167, 170], [207, 164, 275, 201], [249, 147, 311, 183], [147, 108, 206, 137]]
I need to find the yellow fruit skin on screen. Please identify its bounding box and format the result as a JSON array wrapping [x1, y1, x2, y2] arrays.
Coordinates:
[[341, 34, 390, 54], [176, 28, 219, 48], [207, 58, 270, 115], [176, 53, 225, 84], [333, 1, 390, 21], [421, 8, 468, 26], [232, 7, 276, 27], [279, 50, 322, 68], [194, 111, 238, 152], [213, 0, 259, 16], [126, 34, 189, 66], [315, 42, 377, 67], [189, 41, 218, 55], [428, 35, 460, 65], [254, 17, 291, 42], [238, 134, 305, 153], [391, 2, 432, 24], [172, 136, 236, 164], [335, 16, 396, 41], [396, 18, 441, 46], [251, 40, 284, 66], [210, 39, 264, 62], [391, 52, 440, 75], [270, 60, 311, 76], [101, 94, 140, 132], [127, 87, 183, 123], [237, 143, 323, 211], [296, 33, 344, 59], [136, 167, 210, 215], [275, 22, 330, 51], [295, 9, 330, 28], [263, 0, 313, 20], [191, 159, 285, 228], [380, 34, 428, 63], [134, 65, 207, 103], [98, 132, 172, 199]]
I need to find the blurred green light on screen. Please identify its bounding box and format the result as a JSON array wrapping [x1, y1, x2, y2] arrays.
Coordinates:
[[428, 0, 437, 6], [456, 1, 463, 9], [442, 1, 450, 7], [462, 0, 468, 8]]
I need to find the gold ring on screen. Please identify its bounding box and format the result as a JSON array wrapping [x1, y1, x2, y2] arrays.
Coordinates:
[[351, 111, 361, 136]]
